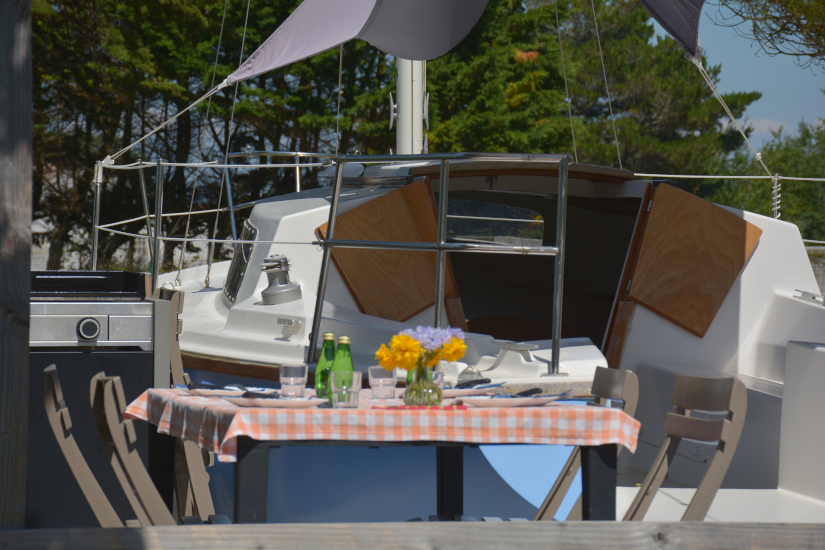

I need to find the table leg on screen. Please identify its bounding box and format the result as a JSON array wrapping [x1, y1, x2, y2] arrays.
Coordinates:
[[580, 444, 617, 520], [235, 437, 269, 523], [437, 446, 463, 519]]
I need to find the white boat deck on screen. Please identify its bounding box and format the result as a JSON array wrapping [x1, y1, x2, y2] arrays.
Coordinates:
[[616, 487, 825, 523]]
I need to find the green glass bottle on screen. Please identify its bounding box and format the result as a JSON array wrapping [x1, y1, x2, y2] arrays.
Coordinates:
[[328, 335, 353, 401], [314, 332, 335, 398]]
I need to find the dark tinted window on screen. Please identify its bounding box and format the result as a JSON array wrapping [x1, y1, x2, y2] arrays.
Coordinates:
[[223, 220, 258, 304]]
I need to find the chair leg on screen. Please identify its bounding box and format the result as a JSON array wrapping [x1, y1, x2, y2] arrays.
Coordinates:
[[182, 440, 216, 519], [533, 446, 581, 521], [174, 441, 197, 520], [622, 436, 679, 521], [565, 494, 583, 521]]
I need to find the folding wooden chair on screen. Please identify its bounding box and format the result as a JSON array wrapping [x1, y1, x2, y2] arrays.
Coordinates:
[[90, 372, 177, 526], [90, 371, 232, 526], [152, 288, 217, 522], [534, 367, 639, 521], [622, 374, 747, 521], [42, 364, 125, 528]]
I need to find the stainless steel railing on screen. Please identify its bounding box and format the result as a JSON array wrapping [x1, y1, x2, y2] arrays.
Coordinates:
[[307, 152, 569, 376], [92, 151, 570, 376]]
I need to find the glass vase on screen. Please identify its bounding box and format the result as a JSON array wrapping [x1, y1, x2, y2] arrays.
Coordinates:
[[404, 361, 443, 406]]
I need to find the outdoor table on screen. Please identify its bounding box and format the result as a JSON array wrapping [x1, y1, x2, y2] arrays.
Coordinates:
[[125, 389, 640, 523]]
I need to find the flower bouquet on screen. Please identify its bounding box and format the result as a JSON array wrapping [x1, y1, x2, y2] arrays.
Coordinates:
[[376, 326, 466, 406]]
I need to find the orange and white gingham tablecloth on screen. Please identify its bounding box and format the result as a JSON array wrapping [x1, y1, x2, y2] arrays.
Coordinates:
[[125, 388, 640, 463]]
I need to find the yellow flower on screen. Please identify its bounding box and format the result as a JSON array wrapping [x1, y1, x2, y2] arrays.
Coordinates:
[[440, 337, 467, 362], [375, 344, 394, 371], [375, 333, 423, 371]]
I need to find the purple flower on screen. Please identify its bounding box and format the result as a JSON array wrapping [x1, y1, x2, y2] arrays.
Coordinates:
[[400, 326, 462, 351]]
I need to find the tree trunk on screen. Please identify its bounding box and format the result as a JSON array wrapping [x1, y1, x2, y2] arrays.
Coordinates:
[[0, 0, 32, 530], [46, 225, 68, 270]]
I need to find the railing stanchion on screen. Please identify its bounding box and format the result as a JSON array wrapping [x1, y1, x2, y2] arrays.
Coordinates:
[[294, 153, 301, 192], [137, 160, 154, 267], [551, 156, 569, 375], [224, 170, 238, 242], [91, 162, 103, 271], [308, 161, 345, 363], [152, 160, 164, 291], [434, 159, 450, 328]]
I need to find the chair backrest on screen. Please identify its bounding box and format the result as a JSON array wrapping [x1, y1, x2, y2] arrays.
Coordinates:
[[622, 374, 747, 521], [150, 288, 217, 521], [590, 366, 639, 418], [534, 367, 639, 521], [152, 287, 188, 386], [90, 372, 177, 526], [42, 365, 124, 528]]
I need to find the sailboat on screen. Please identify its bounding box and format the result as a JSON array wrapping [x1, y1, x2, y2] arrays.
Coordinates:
[[92, 0, 825, 522]]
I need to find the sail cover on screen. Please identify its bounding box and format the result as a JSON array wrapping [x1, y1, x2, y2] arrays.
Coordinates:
[[639, 0, 706, 61], [227, 0, 489, 85]]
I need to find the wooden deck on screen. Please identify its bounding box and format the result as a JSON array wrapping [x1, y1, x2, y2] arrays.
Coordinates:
[[4, 522, 825, 550]]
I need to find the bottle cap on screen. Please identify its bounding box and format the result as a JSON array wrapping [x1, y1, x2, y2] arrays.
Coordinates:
[[338, 336, 351, 345], [323, 332, 335, 341]]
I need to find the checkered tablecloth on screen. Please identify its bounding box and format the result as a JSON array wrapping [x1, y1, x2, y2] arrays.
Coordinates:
[[125, 388, 640, 463]]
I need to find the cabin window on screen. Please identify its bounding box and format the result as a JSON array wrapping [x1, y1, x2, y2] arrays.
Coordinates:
[[447, 200, 543, 244], [223, 219, 258, 304]]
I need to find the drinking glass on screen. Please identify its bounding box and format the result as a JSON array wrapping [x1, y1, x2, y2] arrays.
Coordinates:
[[368, 366, 397, 399], [330, 371, 362, 408], [280, 364, 307, 398]]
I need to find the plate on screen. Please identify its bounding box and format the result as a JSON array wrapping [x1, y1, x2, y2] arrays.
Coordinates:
[[224, 396, 326, 408], [442, 387, 496, 398], [460, 395, 562, 408], [187, 389, 244, 397]]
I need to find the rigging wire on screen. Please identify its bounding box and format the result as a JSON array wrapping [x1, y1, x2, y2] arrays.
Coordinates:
[[109, 84, 227, 163], [335, 45, 344, 155], [691, 58, 772, 177], [205, 0, 254, 287], [689, 57, 778, 218], [554, 1, 577, 163], [590, 0, 621, 169], [175, 0, 231, 286]]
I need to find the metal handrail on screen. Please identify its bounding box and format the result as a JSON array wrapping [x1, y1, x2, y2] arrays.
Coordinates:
[[91, 151, 334, 271], [92, 150, 571, 376], [307, 152, 569, 376]]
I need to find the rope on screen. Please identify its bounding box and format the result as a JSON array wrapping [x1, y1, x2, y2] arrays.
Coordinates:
[[555, 1, 577, 163], [206, 0, 254, 287], [109, 84, 226, 162], [175, 0, 231, 285], [335, 45, 344, 155], [589, 0, 621, 169], [691, 58, 772, 178]]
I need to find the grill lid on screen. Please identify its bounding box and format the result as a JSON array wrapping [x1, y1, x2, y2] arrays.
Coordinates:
[[31, 271, 150, 302]]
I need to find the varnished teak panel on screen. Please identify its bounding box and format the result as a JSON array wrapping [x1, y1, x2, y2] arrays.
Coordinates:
[[317, 180, 466, 329], [628, 184, 762, 338]]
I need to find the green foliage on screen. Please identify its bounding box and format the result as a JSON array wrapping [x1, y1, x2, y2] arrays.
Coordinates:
[[713, 0, 825, 71], [32, 0, 394, 269], [427, 0, 761, 178], [566, 0, 760, 175], [33, 0, 776, 268], [703, 121, 825, 241], [427, 0, 569, 153]]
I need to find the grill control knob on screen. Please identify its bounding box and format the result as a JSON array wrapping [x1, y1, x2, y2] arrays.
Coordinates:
[[77, 317, 101, 340]]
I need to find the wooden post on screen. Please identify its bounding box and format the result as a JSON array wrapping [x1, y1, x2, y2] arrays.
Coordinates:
[[0, 0, 32, 530]]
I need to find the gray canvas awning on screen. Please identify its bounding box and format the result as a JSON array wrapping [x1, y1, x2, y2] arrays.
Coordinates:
[[227, 0, 489, 85], [639, 0, 706, 61]]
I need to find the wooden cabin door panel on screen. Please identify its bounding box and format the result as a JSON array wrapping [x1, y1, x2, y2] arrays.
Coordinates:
[[316, 179, 467, 330], [626, 184, 762, 338]]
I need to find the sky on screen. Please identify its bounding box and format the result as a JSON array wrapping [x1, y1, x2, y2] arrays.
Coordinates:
[[654, 10, 824, 150]]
